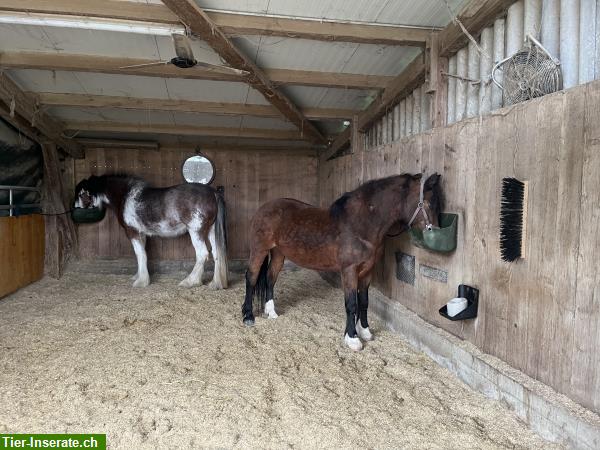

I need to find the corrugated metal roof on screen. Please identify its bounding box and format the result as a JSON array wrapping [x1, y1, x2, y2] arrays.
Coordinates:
[[0, 0, 468, 146], [197, 0, 467, 27]]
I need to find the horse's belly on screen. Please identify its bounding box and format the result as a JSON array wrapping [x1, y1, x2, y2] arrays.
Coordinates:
[[277, 243, 339, 272], [146, 221, 187, 237]]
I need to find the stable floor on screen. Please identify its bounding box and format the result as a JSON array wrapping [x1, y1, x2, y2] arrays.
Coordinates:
[[0, 267, 560, 449]]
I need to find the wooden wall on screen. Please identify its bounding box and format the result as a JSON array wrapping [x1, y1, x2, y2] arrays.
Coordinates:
[[0, 214, 45, 298], [319, 79, 600, 414], [74, 147, 318, 261]]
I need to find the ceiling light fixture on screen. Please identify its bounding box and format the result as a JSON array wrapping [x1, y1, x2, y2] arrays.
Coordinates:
[[0, 12, 185, 36]]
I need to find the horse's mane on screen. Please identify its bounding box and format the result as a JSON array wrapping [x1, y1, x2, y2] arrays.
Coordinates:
[[329, 173, 444, 220], [329, 174, 411, 219]]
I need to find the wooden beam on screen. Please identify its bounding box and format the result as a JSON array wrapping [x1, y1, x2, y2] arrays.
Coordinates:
[[321, 127, 351, 161], [209, 11, 432, 46], [322, 53, 426, 154], [32, 92, 358, 120], [41, 141, 78, 279], [0, 52, 390, 90], [0, 72, 83, 157], [357, 54, 426, 132], [161, 0, 325, 144], [0, 0, 432, 46], [439, 0, 515, 56], [63, 121, 308, 140]]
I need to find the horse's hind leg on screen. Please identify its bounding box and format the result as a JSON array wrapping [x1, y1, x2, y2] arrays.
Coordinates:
[[264, 248, 285, 319], [179, 228, 209, 288], [242, 249, 269, 326]]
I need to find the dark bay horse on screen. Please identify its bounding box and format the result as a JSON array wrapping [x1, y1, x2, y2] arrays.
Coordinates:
[[75, 174, 228, 289], [243, 173, 442, 351]]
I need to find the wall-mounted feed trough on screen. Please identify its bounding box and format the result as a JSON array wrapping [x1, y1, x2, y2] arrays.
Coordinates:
[[410, 213, 458, 253]]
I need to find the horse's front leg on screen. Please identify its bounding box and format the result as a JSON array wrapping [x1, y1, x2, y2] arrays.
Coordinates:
[[357, 272, 373, 341], [130, 234, 149, 288], [341, 266, 362, 351]]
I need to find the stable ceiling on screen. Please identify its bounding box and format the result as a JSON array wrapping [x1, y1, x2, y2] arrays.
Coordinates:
[[0, 0, 466, 152]]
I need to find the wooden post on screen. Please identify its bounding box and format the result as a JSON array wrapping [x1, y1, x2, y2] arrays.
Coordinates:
[[428, 33, 449, 129], [41, 142, 77, 278]]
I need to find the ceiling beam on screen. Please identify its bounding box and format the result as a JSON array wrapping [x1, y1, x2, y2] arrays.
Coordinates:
[[321, 54, 426, 160], [439, 0, 515, 56], [63, 121, 308, 141], [0, 52, 391, 90], [161, 0, 325, 144], [0, 0, 433, 46], [32, 92, 358, 121], [0, 72, 83, 157]]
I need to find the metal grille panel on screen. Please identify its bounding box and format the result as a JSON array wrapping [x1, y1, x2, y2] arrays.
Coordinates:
[[395, 251, 415, 285]]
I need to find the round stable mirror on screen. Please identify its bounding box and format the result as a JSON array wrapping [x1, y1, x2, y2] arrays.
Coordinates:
[[182, 155, 215, 184]]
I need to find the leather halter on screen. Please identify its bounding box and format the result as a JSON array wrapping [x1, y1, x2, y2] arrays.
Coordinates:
[[407, 176, 433, 231]]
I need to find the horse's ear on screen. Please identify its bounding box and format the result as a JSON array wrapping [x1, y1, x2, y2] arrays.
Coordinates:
[[424, 173, 441, 190]]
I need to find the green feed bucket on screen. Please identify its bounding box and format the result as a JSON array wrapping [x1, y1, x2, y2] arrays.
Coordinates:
[[410, 213, 458, 253], [71, 206, 106, 224]]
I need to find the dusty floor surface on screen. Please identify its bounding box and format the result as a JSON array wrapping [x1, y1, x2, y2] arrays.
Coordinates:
[[0, 267, 561, 449]]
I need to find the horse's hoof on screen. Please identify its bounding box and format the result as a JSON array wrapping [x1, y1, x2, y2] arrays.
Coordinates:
[[264, 299, 278, 319], [356, 322, 373, 341], [344, 333, 363, 351], [243, 318, 255, 327], [133, 276, 149, 288], [208, 280, 223, 290], [179, 278, 200, 288]]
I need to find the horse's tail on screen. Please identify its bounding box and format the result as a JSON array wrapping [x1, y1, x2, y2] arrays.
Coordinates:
[[252, 254, 270, 313], [210, 188, 229, 289]]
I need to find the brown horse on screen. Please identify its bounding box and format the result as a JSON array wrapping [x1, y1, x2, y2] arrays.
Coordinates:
[[242, 173, 442, 351]]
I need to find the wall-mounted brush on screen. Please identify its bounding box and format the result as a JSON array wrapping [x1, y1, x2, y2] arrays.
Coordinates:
[[499, 178, 528, 262]]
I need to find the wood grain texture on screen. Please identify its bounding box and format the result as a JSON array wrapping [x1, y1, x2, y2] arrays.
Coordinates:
[[161, 0, 325, 144], [74, 147, 317, 261], [318, 79, 600, 414], [0, 214, 45, 299]]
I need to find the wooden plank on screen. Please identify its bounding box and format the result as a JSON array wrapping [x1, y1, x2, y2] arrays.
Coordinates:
[[0, 52, 389, 90], [0, 0, 432, 46], [439, 0, 515, 56], [0, 215, 45, 299], [41, 142, 78, 278], [211, 11, 433, 46], [161, 0, 325, 144], [572, 83, 600, 412], [33, 92, 359, 120], [63, 121, 306, 141], [0, 72, 83, 157], [267, 68, 392, 90], [549, 88, 585, 395]]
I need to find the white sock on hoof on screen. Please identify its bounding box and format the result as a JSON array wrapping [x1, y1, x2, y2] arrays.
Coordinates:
[[133, 274, 149, 288], [356, 322, 373, 341], [264, 299, 278, 319], [344, 333, 363, 351]]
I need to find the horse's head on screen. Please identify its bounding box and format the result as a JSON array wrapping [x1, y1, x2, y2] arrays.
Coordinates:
[[405, 173, 443, 231], [74, 175, 106, 209]]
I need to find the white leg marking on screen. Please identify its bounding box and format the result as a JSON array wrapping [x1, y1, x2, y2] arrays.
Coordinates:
[[264, 299, 278, 319], [356, 322, 373, 341], [131, 237, 149, 288], [344, 333, 363, 351], [208, 223, 227, 290], [179, 230, 208, 288]]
